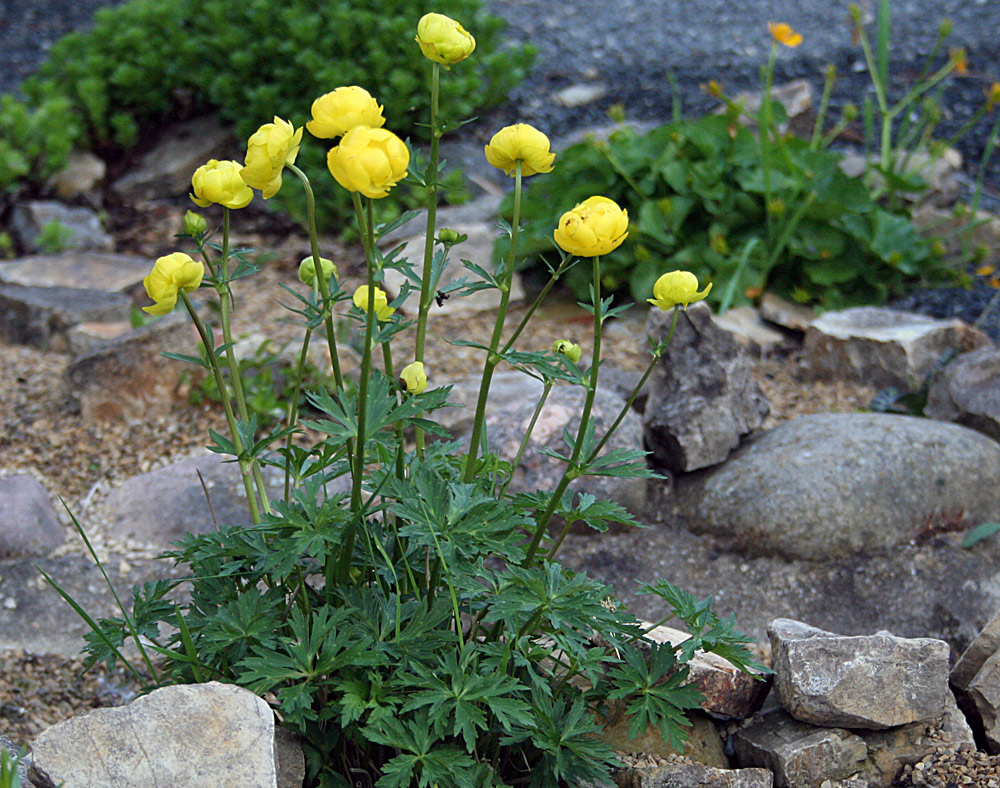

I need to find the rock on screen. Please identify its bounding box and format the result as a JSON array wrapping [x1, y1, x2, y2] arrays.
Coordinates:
[[712, 307, 788, 354], [912, 204, 1000, 262], [485, 384, 647, 516], [768, 618, 950, 729], [733, 709, 867, 788], [839, 147, 963, 206], [673, 413, 1000, 560], [601, 709, 729, 768], [10, 201, 114, 253], [66, 309, 198, 421], [435, 371, 545, 436], [925, 345, 1000, 441], [553, 83, 607, 108], [614, 762, 774, 788], [0, 475, 64, 558], [29, 682, 281, 788], [642, 303, 770, 472], [112, 116, 233, 198], [274, 727, 305, 788], [599, 363, 649, 415], [803, 307, 990, 391], [48, 150, 106, 199], [0, 253, 153, 348], [959, 648, 1000, 753], [720, 79, 813, 132], [951, 608, 1000, 691], [0, 253, 150, 293], [65, 320, 133, 355], [99, 452, 268, 548], [759, 293, 816, 332], [643, 625, 771, 718]]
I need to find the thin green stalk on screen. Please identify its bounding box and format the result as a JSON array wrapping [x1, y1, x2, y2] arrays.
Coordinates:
[[216, 208, 271, 515], [522, 255, 604, 565], [414, 63, 443, 458], [499, 257, 572, 355], [498, 381, 553, 497], [463, 162, 523, 483], [760, 44, 779, 244], [282, 277, 318, 500], [585, 306, 681, 465], [288, 162, 345, 392], [810, 66, 837, 150], [876, 0, 891, 97], [381, 339, 406, 481], [181, 290, 261, 524], [972, 110, 1000, 216]]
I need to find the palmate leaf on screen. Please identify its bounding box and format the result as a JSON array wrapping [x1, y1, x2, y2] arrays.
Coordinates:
[[364, 710, 477, 788]]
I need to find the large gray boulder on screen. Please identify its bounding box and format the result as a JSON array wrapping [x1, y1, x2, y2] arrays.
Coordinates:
[[673, 412, 1000, 561], [643, 303, 769, 472], [29, 682, 285, 788], [10, 200, 114, 253], [768, 619, 950, 729], [0, 474, 64, 558], [614, 762, 774, 788]]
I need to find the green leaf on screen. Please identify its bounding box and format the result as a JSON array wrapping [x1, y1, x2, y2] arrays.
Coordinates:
[[963, 521, 1000, 548]]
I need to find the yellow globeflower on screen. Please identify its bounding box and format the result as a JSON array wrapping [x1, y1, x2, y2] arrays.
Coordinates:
[[240, 117, 302, 199], [327, 126, 410, 199], [484, 124, 555, 177], [768, 22, 803, 48], [647, 271, 712, 311], [306, 86, 385, 139], [400, 361, 428, 394], [353, 285, 395, 321], [551, 339, 582, 363], [553, 196, 629, 257], [142, 252, 204, 315], [416, 13, 476, 66], [190, 159, 254, 210]]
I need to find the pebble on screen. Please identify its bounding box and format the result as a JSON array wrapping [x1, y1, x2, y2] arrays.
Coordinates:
[[899, 743, 1000, 787]]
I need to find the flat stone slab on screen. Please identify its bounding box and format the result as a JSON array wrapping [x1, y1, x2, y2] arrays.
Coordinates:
[[614, 762, 774, 788], [0, 284, 131, 349], [769, 618, 950, 729], [0, 253, 151, 293], [674, 412, 1000, 561], [29, 682, 279, 788]]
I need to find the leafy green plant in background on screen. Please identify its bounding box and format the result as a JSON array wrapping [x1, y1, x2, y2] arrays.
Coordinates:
[[2, 0, 533, 225], [508, 7, 993, 311], [0, 747, 23, 788]]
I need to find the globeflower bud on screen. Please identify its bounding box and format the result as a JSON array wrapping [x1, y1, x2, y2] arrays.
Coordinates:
[[327, 126, 410, 199], [183, 210, 207, 236], [484, 124, 555, 177], [647, 271, 712, 311], [768, 21, 803, 48], [306, 86, 385, 139], [438, 228, 462, 244], [143, 252, 204, 315], [190, 159, 253, 210], [240, 117, 303, 199], [416, 13, 476, 66], [552, 339, 582, 364], [399, 361, 427, 394], [553, 196, 629, 258], [842, 102, 859, 122], [298, 256, 337, 287], [352, 285, 395, 321]]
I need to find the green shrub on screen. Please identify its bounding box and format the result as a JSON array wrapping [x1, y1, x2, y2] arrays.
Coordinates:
[[7, 0, 532, 223], [507, 113, 958, 311], [0, 92, 79, 191]]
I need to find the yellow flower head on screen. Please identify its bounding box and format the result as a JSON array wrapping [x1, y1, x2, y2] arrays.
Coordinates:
[[551, 339, 582, 364], [298, 256, 338, 287], [416, 13, 476, 66], [988, 83, 1000, 112], [768, 22, 803, 48], [553, 196, 629, 257], [484, 124, 555, 177], [647, 271, 712, 311], [400, 361, 428, 394], [142, 252, 204, 315], [352, 285, 395, 321], [190, 159, 254, 210], [327, 126, 410, 199], [240, 117, 303, 199], [306, 86, 385, 139]]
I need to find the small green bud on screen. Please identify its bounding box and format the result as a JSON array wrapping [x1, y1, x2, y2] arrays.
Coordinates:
[[848, 4, 861, 22], [607, 103, 627, 124], [842, 102, 859, 122], [938, 18, 953, 38], [974, 244, 990, 263], [767, 198, 786, 217], [930, 240, 947, 257], [437, 228, 463, 244], [298, 255, 337, 287], [183, 210, 207, 236], [552, 339, 582, 364]]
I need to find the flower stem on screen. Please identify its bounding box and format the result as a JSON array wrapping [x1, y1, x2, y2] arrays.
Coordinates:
[[214, 208, 270, 515], [498, 381, 552, 498], [180, 290, 261, 524], [463, 161, 522, 483], [522, 255, 603, 565], [414, 63, 442, 458]]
